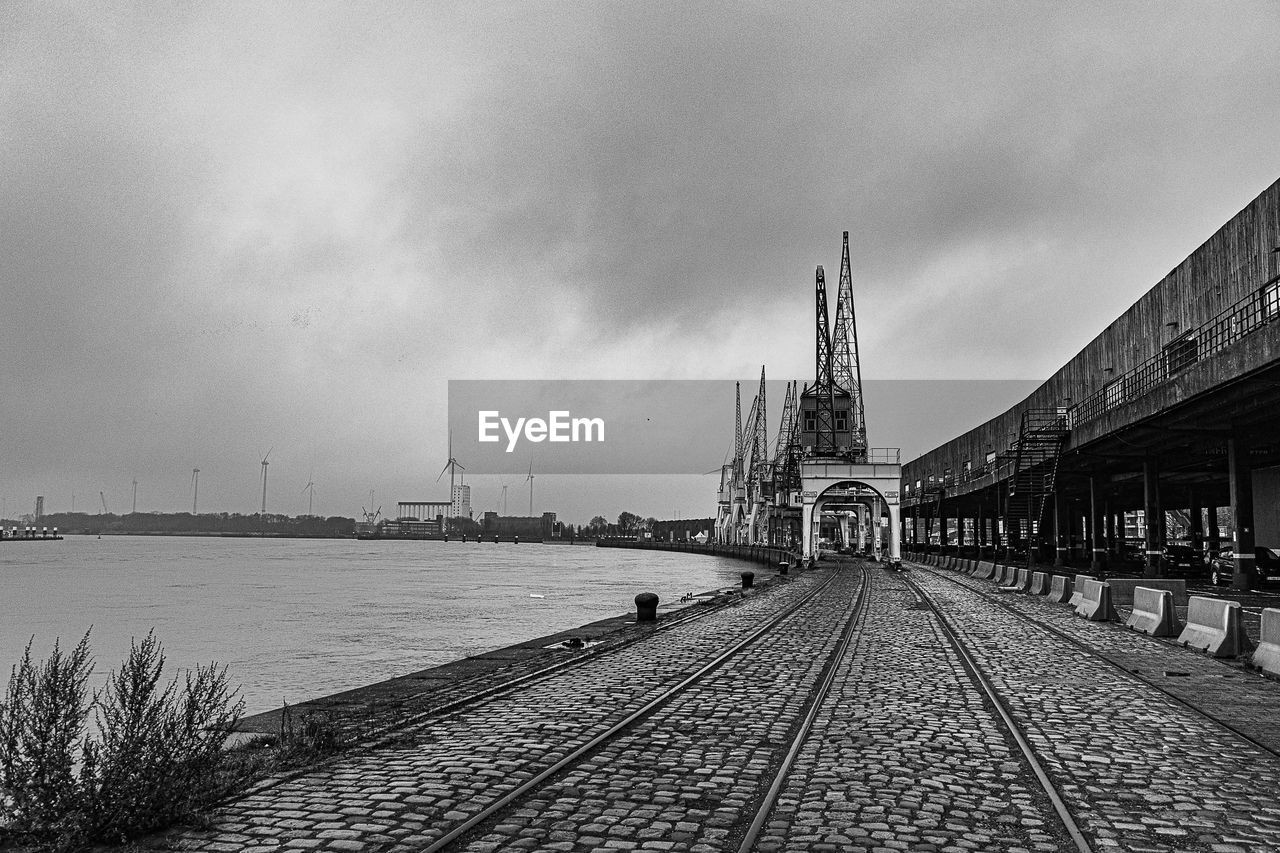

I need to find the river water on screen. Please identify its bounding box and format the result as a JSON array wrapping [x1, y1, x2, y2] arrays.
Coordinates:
[[0, 536, 746, 715]]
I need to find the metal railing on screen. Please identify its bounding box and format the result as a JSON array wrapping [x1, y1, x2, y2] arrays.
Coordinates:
[[1070, 276, 1280, 426], [905, 274, 1280, 504]]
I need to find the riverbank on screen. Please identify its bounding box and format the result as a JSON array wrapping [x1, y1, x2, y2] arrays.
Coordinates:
[[233, 546, 801, 738]]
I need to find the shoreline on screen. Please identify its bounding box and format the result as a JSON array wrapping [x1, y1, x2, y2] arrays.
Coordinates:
[[233, 544, 801, 737]]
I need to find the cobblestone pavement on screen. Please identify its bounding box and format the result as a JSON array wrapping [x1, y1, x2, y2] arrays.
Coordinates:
[[757, 568, 1070, 853], [145, 559, 1280, 853], [457, 565, 868, 852], [149, 568, 835, 852], [933, 564, 1280, 755], [913, 566, 1280, 853]]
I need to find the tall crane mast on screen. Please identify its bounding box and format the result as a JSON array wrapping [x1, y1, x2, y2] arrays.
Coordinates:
[[831, 230, 868, 457]]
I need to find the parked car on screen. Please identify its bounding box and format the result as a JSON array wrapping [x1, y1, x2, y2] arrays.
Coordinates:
[[1210, 547, 1280, 585], [1257, 548, 1280, 582], [1209, 548, 1234, 586], [1162, 543, 1207, 578]]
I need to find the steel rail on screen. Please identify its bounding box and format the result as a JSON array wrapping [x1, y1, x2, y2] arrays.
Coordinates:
[[923, 563, 1280, 763], [901, 572, 1095, 853], [734, 562, 872, 853], [231, 568, 809, 802], [423, 565, 855, 852]]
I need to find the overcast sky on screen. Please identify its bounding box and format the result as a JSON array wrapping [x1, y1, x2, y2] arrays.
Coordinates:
[[3, 2, 1279, 523]]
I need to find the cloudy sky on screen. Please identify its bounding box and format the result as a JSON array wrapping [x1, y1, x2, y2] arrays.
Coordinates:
[[3, 2, 1279, 523]]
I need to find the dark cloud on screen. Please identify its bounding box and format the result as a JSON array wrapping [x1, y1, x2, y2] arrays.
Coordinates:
[[2, 2, 1278, 520]]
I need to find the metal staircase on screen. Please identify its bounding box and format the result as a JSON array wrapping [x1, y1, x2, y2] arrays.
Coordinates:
[[1006, 408, 1070, 543]]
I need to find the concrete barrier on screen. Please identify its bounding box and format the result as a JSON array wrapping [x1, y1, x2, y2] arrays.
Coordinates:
[[1067, 573, 1093, 609], [1029, 571, 1050, 595], [1125, 586, 1181, 637], [1014, 567, 1034, 592], [1000, 565, 1019, 586], [1074, 579, 1117, 621], [1048, 574, 1073, 604], [1177, 596, 1254, 658], [1251, 609, 1280, 677], [973, 561, 993, 579], [1103, 578, 1189, 607]]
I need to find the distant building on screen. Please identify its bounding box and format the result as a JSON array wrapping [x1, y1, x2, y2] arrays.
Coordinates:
[[397, 501, 451, 521], [452, 485, 472, 519], [652, 518, 716, 543], [480, 511, 557, 539]]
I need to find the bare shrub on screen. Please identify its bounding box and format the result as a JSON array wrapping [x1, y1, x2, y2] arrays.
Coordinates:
[[0, 631, 244, 847], [0, 632, 94, 845]]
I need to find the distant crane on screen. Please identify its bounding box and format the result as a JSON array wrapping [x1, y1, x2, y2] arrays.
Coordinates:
[[301, 472, 315, 517], [191, 468, 199, 515], [99, 491, 108, 515], [260, 448, 273, 516], [436, 430, 464, 513], [132, 479, 138, 514], [525, 461, 535, 516], [501, 484, 509, 515]]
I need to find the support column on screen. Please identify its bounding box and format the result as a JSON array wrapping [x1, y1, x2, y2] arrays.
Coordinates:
[[1090, 475, 1106, 571], [801, 500, 815, 560], [976, 503, 986, 559], [1189, 488, 1204, 557], [872, 497, 883, 557], [1053, 492, 1067, 567], [1229, 436, 1256, 591], [887, 502, 901, 564], [1207, 503, 1220, 554], [1143, 458, 1163, 578], [939, 506, 950, 552]]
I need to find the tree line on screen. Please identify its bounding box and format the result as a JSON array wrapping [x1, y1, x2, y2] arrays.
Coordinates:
[[14, 511, 356, 537]]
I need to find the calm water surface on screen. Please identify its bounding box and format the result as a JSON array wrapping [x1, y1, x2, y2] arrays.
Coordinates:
[[0, 536, 746, 714]]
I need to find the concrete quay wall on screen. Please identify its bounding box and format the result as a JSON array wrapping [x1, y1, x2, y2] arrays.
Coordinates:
[[596, 538, 800, 569], [234, 545, 801, 738]]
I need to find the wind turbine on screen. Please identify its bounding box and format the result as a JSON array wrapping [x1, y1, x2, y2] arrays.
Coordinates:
[[132, 479, 138, 514], [260, 448, 273, 516], [436, 430, 464, 514], [525, 461, 535, 516], [301, 471, 315, 517], [501, 483, 509, 515], [191, 468, 200, 515]]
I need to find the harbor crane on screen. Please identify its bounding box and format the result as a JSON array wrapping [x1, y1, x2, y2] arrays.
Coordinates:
[[99, 491, 108, 515]]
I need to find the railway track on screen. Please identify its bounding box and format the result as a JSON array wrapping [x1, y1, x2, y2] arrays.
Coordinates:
[[426, 562, 871, 852], [899, 571, 1094, 853], [902, 563, 1280, 853], [920, 563, 1280, 762], [167, 558, 1280, 853], [229, 564, 816, 801]]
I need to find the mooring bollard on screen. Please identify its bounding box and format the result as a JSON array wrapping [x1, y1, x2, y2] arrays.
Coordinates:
[[741, 571, 755, 589], [779, 561, 789, 576], [635, 592, 659, 622]]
